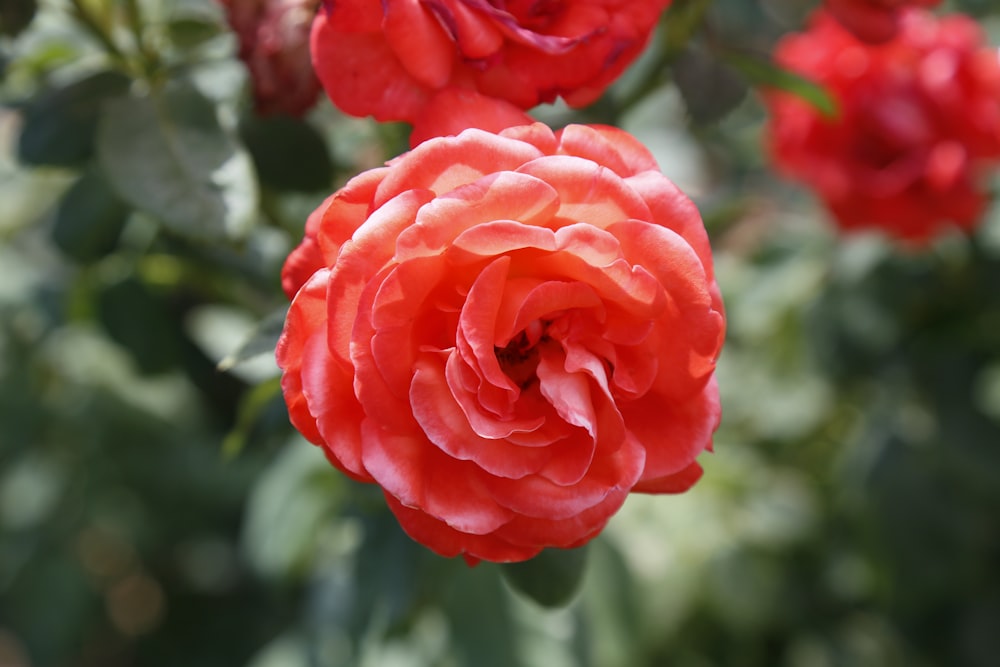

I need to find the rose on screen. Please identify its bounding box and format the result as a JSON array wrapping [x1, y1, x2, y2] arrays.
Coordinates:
[[310, 0, 671, 144], [277, 123, 725, 563], [219, 0, 321, 116], [824, 0, 940, 43], [764, 10, 1000, 243]]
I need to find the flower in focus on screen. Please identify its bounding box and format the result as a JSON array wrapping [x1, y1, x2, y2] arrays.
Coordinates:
[[277, 123, 725, 563], [765, 9, 1000, 243], [310, 0, 672, 144], [219, 0, 321, 116], [824, 0, 941, 43]]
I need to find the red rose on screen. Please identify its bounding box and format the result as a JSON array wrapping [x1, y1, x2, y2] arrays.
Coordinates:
[[219, 0, 321, 116], [765, 10, 1000, 243], [824, 0, 941, 43], [277, 123, 725, 563], [310, 0, 671, 142]]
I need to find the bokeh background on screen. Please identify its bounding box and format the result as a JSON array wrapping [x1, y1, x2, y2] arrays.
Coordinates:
[[2, 0, 999, 665]]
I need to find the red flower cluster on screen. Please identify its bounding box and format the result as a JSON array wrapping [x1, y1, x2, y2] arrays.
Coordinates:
[[825, 0, 941, 43], [310, 0, 671, 144], [219, 0, 321, 116], [277, 124, 725, 563], [765, 10, 1000, 243]]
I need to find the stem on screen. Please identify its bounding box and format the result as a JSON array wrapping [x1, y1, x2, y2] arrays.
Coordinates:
[[67, 0, 129, 64]]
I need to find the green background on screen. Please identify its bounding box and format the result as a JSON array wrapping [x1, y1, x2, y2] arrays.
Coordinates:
[[1, 0, 999, 665]]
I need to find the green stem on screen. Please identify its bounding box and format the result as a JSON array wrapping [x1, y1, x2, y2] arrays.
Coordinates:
[[67, 0, 129, 65]]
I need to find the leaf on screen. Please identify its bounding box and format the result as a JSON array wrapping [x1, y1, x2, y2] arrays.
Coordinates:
[[97, 81, 259, 241], [222, 376, 283, 459], [168, 16, 223, 50], [725, 53, 839, 118], [0, 0, 36, 37], [217, 306, 289, 372], [500, 545, 589, 607], [17, 70, 131, 166], [239, 115, 335, 192], [51, 167, 130, 262], [674, 44, 748, 124]]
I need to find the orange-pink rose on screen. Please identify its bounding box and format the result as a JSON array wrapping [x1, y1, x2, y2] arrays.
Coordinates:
[[277, 123, 725, 563]]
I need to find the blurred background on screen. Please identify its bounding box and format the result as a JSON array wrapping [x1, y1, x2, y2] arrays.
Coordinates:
[[1, 0, 999, 665]]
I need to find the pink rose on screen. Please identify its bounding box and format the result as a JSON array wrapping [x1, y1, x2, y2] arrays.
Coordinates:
[[824, 0, 941, 43], [219, 0, 321, 116], [765, 10, 1000, 243], [310, 0, 671, 142], [277, 123, 725, 563]]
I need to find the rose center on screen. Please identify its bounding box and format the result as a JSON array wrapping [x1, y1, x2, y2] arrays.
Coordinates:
[[495, 320, 546, 388]]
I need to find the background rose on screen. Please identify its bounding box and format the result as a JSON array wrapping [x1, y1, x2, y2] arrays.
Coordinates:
[[219, 0, 321, 116], [824, 0, 941, 43], [764, 9, 1000, 243], [277, 123, 725, 563], [310, 0, 671, 142]]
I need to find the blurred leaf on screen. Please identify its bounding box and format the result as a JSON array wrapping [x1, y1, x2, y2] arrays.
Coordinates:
[[17, 70, 131, 166], [500, 545, 589, 607], [217, 306, 288, 372], [97, 276, 184, 374], [445, 566, 522, 667], [97, 81, 258, 241], [240, 115, 335, 192], [51, 167, 130, 262], [222, 376, 283, 459], [662, 0, 713, 58], [0, 0, 36, 37], [724, 53, 838, 118], [168, 16, 223, 50], [674, 45, 748, 124]]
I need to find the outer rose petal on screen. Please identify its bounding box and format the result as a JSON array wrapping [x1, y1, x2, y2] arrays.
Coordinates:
[[277, 123, 725, 563], [409, 88, 535, 148]]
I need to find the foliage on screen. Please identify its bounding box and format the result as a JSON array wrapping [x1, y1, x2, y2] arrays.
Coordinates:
[[1, 0, 999, 666]]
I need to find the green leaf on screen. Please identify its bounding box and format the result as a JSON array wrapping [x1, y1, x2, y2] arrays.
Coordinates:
[[674, 45, 748, 124], [662, 0, 713, 59], [51, 167, 130, 262], [167, 16, 223, 50], [239, 115, 335, 192], [500, 545, 589, 607], [0, 0, 36, 37], [222, 376, 283, 459], [217, 306, 289, 372], [725, 53, 839, 118], [97, 81, 259, 241], [17, 70, 131, 166]]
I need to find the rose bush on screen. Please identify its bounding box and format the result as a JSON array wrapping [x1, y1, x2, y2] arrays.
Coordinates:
[[277, 123, 725, 563], [219, 0, 321, 116], [765, 9, 1000, 243], [310, 0, 671, 144], [824, 0, 940, 43]]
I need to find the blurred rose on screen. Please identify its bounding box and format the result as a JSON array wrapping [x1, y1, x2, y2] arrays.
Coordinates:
[[825, 0, 941, 43], [219, 0, 321, 116], [310, 0, 671, 143], [765, 10, 1000, 243], [277, 123, 725, 563]]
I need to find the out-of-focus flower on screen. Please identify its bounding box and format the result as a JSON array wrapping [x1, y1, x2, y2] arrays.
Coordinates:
[[219, 0, 321, 116], [310, 0, 671, 143], [277, 123, 725, 563], [825, 0, 941, 43], [765, 9, 1000, 243]]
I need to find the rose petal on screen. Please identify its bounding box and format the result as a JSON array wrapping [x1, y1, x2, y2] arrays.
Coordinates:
[[361, 421, 515, 535]]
